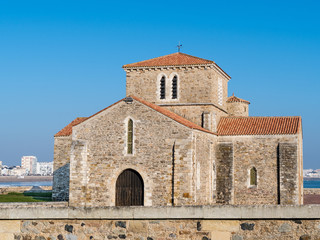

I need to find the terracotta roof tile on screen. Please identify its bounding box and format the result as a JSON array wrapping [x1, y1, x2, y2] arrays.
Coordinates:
[[54, 117, 88, 137], [217, 116, 301, 136], [123, 52, 214, 68], [227, 94, 250, 104]]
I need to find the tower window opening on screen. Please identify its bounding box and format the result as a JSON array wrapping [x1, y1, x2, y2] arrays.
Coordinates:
[[160, 76, 166, 99], [172, 75, 178, 99]]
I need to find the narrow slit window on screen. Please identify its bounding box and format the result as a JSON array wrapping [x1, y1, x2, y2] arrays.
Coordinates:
[[172, 75, 178, 99], [250, 167, 257, 186], [127, 119, 133, 154], [160, 76, 166, 99]]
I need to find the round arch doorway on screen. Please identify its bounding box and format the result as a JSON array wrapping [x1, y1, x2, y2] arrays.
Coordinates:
[[115, 169, 144, 206]]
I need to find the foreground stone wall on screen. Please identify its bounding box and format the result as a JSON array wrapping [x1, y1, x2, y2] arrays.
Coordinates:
[[304, 188, 320, 195], [0, 205, 320, 240], [5, 219, 320, 240]]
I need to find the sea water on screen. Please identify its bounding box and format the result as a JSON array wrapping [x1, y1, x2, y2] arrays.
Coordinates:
[[0, 180, 318, 188], [0, 181, 52, 187], [304, 180, 320, 188]]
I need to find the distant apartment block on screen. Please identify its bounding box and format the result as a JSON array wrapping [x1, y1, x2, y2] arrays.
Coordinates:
[[21, 156, 37, 175]]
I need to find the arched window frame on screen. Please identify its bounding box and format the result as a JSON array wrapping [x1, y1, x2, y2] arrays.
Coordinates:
[[157, 73, 168, 100], [171, 75, 178, 99], [169, 72, 179, 100], [127, 118, 133, 155], [249, 167, 257, 187]]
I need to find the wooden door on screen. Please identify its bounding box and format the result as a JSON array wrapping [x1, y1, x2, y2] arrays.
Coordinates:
[[116, 169, 144, 206]]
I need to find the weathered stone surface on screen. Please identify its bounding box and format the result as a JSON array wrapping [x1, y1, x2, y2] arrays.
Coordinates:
[[0, 233, 15, 240], [300, 235, 311, 240], [240, 223, 254, 230], [279, 143, 299, 205], [216, 143, 233, 204], [5, 219, 320, 240], [115, 221, 126, 229], [201, 220, 239, 232], [128, 221, 147, 233], [53, 136, 72, 201], [211, 231, 230, 240], [232, 235, 243, 240], [0, 220, 20, 233], [64, 224, 73, 233], [279, 223, 291, 233]]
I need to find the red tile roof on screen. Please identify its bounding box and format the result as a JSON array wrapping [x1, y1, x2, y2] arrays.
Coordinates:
[[217, 116, 301, 136], [227, 94, 250, 104], [55, 96, 215, 137], [123, 52, 214, 68], [54, 117, 88, 137]]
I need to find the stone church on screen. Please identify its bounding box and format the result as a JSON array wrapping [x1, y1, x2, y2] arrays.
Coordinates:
[[53, 52, 303, 207]]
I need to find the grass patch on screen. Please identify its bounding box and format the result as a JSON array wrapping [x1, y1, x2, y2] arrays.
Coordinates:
[[0, 192, 52, 202]]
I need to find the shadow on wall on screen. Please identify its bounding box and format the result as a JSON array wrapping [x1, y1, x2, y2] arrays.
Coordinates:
[[52, 163, 70, 201]]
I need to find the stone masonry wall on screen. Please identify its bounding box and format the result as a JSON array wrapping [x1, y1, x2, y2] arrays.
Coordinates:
[[1, 205, 320, 239], [215, 142, 233, 204], [193, 131, 216, 205], [162, 104, 227, 132], [125, 67, 229, 110], [279, 142, 299, 205], [218, 135, 302, 205], [69, 99, 215, 207], [5, 219, 320, 240], [226, 102, 249, 117], [53, 136, 72, 201]]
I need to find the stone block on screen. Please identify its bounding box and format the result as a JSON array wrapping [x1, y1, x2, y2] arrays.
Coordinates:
[[211, 231, 231, 240], [0, 221, 20, 233], [201, 220, 239, 232], [0, 233, 14, 240], [128, 221, 147, 233]]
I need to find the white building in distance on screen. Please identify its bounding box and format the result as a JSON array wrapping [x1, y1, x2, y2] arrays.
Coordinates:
[[21, 156, 37, 175], [36, 162, 53, 176]]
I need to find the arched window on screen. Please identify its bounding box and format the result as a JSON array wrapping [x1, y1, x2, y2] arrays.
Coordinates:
[[172, 75, 178, 99], [116, 169, 144, 206], [160, 76, 166, 99], [250, 167, 257, 186], [127, 119, 133, 154]]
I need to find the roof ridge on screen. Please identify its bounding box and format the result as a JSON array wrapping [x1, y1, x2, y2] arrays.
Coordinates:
[[221, 116, 301, 118], [54, 117, 89, 137], [226, 95, 250, 104], [177, 52, 215, 64], [122, 52, 214, 68]]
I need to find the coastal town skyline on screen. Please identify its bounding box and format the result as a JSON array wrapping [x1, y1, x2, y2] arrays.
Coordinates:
[[1, 1, 319, 168]]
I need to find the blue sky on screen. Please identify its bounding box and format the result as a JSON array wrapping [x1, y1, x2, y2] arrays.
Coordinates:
[[0, 0, 319, 168]]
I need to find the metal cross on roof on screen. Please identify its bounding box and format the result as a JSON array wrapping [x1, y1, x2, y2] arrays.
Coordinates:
[[177, 42, 182, 52]]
